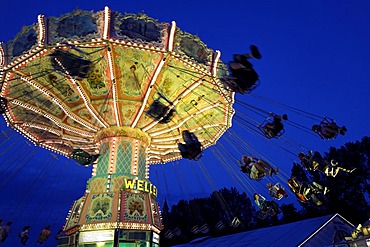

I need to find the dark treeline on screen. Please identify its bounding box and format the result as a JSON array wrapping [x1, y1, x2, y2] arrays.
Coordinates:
[[160, 136, 370, 246]]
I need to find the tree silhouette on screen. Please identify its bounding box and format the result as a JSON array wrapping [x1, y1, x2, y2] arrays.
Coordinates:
[[280, 203, 302, 224], [322, 136, 370, 224], [160, 136, 370, 246]]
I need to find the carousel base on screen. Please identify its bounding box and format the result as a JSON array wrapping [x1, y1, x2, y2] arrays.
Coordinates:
[[57, 229, 160, 247]]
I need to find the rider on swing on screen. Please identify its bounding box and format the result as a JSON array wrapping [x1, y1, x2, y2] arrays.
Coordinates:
[[221, 45, 261, 94], [239, 155, 279, 180]]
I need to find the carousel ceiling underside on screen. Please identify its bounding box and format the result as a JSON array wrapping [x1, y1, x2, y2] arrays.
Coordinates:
[[0, 7, 234, 164]]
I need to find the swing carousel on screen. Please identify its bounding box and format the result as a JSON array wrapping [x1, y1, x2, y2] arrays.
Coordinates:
[[0, 7, 235, 246]]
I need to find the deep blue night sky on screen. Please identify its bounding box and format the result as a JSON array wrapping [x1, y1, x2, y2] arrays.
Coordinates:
[[1, 1, 370, 246]]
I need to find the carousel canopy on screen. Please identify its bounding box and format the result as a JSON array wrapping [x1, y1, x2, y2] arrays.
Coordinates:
[[0, 7, 234, 164]]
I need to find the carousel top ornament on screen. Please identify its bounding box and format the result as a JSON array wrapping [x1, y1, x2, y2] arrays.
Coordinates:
[[0, 6, 235, 165]]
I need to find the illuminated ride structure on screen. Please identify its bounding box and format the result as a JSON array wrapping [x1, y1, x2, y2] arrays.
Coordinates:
[[0, 7, 234, 247]]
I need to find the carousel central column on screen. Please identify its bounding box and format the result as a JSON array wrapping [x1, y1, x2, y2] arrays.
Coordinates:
[[91, 126, 152, 194], [62, 127, 162, 247]]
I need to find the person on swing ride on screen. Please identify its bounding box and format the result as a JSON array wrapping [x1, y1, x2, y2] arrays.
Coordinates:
[[36, 225, 51, 245], [287, 177, 310, 203], [239, 155, 279, 180], [297, 151, 321, 171], [352, 217, 370, 239], [178, 130, 203, 160], [312, 117, 347, 140], [297, 151, 356, 177], [221, 45, 261, 93], [253, 193, 280, 215], [0, 221, 12, 244], [262, 113, 288, 138], [267, 183, 288, 199], [323, 159, 356, 177], [18, 225, 30, 246], [287, 177, 328, 206]]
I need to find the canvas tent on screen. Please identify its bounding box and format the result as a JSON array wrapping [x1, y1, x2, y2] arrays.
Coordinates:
[[175, 214, 354, 247]]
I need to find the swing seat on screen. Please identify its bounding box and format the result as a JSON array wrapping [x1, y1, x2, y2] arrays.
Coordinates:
[[230, 217, 241, 227], [200, 224, 210, 233], [257, 210, 268, 220], [351, 230, 359, 239], [178, 131, 203, 160], [221, 72, 260, 94], [50, 49, 92, 78], [258, 116, 285, 139], [164, 230, 174, 239], [253, 171, 266, 181], [267, 207, 276, 216], [270, 183, 287, 200], [173, 227, 182, 236], [145, 101, 170, 121], [70, 149, 99, 167], [296, 193, 308, 203], [215, 221, 225, 230], [313, 116, 342, 140], [363, 226, 370, 236], [145, 93, 174, 123], [249, 170, 265, 181], [257, 202, 276, 220], [274, 194, 283, 200], [178, 143, 203, 160], [191, 225, 200, 234], [257, 207, 275, 219]]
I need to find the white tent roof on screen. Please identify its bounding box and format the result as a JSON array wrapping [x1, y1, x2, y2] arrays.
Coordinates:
[[174, 214, 354, 247]]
